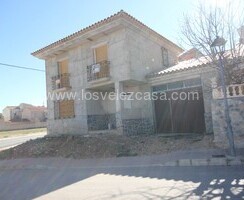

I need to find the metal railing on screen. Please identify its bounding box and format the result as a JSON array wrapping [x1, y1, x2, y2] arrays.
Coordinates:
[[213, 83, 244, 99], [51, 73, 71, 90], [87, 60, 110, 82]]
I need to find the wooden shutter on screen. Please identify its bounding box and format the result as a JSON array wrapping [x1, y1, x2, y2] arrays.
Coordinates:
[[59, 100, 74, 118], [95, 45, 108, 63], [58, 60, 68, 74]]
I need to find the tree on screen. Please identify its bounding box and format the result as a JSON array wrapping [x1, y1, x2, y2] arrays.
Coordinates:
[[180, 1, 244, 156], [180, 1, 244, 84]]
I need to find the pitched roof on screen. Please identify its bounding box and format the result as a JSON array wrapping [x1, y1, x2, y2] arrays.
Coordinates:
[[3, 106, 16, 110], [147, 57, 210, 78], [148, 44, 244, 78], [31, 10, 182, 57]]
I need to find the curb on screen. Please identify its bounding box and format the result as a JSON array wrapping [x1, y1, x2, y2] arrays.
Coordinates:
[[0, 158, 243, 170], [163, 157, 244, 167]]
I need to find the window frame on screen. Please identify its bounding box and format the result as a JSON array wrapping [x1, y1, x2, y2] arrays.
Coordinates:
[[54, 99, 75, 119]]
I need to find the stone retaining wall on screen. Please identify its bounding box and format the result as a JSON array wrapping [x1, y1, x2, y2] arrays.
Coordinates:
[[212, 97, 244, 148]]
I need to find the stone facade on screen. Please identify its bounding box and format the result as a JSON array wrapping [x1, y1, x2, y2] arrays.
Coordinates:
[[122, 118, 154, 135], [212, 97, 244, 148], [201, 72, 215, 134], [88, 114, 116, 131], [33, 11, 182, 135]]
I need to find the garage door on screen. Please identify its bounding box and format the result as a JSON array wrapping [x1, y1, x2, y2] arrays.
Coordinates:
[[153, 80, 206, 134]]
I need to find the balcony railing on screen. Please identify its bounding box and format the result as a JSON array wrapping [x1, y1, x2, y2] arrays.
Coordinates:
[[52, 73, 71, 90], [213, 83, 244, 99], [87, 60, 110, 82]]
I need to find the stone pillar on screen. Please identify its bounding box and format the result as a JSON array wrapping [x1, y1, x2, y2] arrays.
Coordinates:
[[115, 81, 124, 134], [201, 73, 215, 134]]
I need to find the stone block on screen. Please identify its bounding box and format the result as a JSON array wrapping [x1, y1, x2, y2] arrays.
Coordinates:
[[191, 159, 209, 166], [209, 158, 227, 166]]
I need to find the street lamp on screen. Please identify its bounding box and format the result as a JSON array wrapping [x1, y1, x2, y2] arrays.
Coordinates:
[[210, 36, 236, 157]]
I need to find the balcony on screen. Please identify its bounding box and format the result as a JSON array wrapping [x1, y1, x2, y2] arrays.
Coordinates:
[[87, 61, 110, 82], [52, 73, 71, 90], [213, 83, 244, 99]]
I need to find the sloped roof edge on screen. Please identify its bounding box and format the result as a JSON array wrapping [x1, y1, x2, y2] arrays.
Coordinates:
[[31, 10, 183, 57]]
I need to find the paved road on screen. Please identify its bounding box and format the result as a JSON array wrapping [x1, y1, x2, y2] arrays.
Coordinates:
[[0, 164, 243, 199], [0, 132, 46, 150]]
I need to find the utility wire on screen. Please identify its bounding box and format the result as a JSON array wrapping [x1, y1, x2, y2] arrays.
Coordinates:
[[0, 62, 45, 72]]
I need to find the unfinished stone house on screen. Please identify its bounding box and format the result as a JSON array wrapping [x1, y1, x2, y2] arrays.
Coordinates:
[[32, 11, 244, 146]]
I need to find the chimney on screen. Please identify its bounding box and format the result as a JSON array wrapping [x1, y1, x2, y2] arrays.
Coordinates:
[[238, 26, 244, 44]]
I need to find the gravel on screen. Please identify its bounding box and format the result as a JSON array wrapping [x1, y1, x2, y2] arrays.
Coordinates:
[[0, 134, 216, 160]]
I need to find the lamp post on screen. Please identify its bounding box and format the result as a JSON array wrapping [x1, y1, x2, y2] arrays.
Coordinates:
[[210, 36, 236, 157]]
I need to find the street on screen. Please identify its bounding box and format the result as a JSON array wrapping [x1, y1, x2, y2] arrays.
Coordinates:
[[0, 163, 243, 199], [0, 132, 46, 150]]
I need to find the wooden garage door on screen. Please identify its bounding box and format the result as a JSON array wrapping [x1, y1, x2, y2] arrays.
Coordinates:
[[154, 87, 205, 133]]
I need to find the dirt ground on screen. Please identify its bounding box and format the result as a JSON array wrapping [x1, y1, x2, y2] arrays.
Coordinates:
[[0, 134, 216, 160]]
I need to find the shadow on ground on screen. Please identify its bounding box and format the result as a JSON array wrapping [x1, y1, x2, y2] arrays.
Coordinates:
[[0, 165, 243, 199]]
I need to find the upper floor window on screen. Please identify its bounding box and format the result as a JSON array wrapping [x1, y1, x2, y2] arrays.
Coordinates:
[[94, 45, 108, 63], [52, 59, 70, 90], [161, 47, 169, 67], [58, 59, 69, 75]]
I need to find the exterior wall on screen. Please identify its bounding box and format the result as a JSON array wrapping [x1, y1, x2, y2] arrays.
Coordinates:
[[22, 109, 46, 122], [212, 97, 244, 148], [2, 107, 21, 122], [121, 83, 155, 135], [86, 91, 116, 131], [201, 72, 214, 134], [45, 28, 128, 135], [124, 27, 178, 82], [21, 109, 32, 121], [44, 24, 180, 135], [45, 49, 88, 135], [2, 108, 12, 122], [0, 121, 46, 131]]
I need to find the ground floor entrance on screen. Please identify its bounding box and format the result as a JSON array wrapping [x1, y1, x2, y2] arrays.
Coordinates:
[[154, 86, 206, 134]]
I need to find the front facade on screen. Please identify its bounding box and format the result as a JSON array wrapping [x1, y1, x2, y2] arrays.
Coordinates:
[[32, 11, 183, 135], [32, 11, 244, 143]]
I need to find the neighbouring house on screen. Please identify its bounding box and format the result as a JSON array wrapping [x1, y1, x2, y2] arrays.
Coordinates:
[[0, 113, 3, 121], [32, 10, 244, 147], [2, 106, 19, 122], [2, 104, 47, 122], [21, 105, 47, 122]]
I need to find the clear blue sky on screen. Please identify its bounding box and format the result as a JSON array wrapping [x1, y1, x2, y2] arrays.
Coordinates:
[[1, 0, 222, 112]]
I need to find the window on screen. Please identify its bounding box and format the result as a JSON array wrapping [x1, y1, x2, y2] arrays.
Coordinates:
[[58, 60, 68, 75], [161, 47, 169, 67], [152, 78, 202, 93], [184, 78, 202, 87], [94, 45, 108, 63], [54, 100, 75, 119], [54, 60, 70, 89], [168, 81, 184, 90], [152, 84, 167, 92]]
